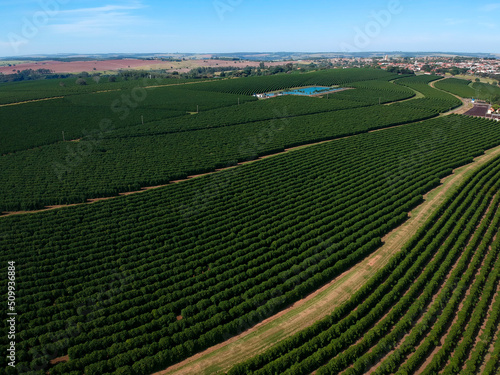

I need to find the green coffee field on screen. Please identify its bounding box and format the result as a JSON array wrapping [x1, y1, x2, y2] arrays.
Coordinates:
[[1, 68, 498, 375]]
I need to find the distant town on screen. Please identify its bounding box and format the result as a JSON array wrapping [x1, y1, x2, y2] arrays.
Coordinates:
[[1, 54, 499, 87], [359, 56, 500, 76]]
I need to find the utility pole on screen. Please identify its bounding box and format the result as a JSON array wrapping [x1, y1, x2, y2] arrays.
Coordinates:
[[62, 131, 65, 141], [197, 105, 199, 113], [141, 115, 144, 125]]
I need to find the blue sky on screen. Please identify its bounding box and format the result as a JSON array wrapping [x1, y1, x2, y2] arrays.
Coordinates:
[[0, 0, 499, 56]]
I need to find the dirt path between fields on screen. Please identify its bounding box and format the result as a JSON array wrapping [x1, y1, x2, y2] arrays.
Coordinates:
[[0, 96, 64, 107], [153, 145, 500, 375], [406, 197, 499, 375], [478, 280, 500, 374], [429, 77, 473, 115], [365, 195, 498, 375]]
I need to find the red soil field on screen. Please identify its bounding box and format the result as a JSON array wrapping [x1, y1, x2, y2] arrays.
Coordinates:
[[0, 58, 301, 74], [0, 59, 158, 74], [464, 104, 490, 117]]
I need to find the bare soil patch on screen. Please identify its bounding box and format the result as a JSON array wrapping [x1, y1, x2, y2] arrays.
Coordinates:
[[49, 355, 69, 365], [0, 96, 63, 107], [464, 104, 490, 117], [0, 59, 304, 74], [0, 59, 166, 74]]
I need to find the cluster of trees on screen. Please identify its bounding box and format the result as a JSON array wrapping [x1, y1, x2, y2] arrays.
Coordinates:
[[180, 63, 297, 79], [110, 80, 421, 141], [420, 64, 469, 76], [0, 68, 71, 83], [385, 65, 415, 75], [2, 115, 500, 374], [229, 145, 500, 374], [472, 81, 500, 104], [336, 79, 415, 104], [0, 66, 201, 84]]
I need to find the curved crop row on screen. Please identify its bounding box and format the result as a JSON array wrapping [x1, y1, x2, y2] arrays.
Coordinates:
[[1, 116, 500, 375], [0, 76, 205, 105], [434, 78, 477, 98], [228, 148, 500, 375], [0, 86, 256, 155], [395, 75, 462, 112], [0, 98, 440, 211], [188, 69, 406, 96]]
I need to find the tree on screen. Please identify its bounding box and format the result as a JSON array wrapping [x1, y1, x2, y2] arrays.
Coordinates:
[[422, 64, 432, 73], [76, 78, 87, 85]]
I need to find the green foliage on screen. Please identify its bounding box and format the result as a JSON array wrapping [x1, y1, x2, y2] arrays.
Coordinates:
[[0, 69, 415, 156], [0, 86, 255, 154], [0, 76, 207, 105], [2, 116, 500, 374], [188, 69, 406, 96], [395, 75, 462, 112], [434, 78, 477, 98], [330, 79, 415, 105], [0, 102, 438, 210], [0, 68, 435, 210], [472, 81, 500, 104], [229, 146, 500, 375], [1, 68, 498, 375]]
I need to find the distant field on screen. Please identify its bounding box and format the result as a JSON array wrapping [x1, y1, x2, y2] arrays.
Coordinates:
[[228, 144, 500, 375], [435, 77, 500, 103], [0, 69, 445, 211], [3, 115, 500, 375], [0, 58, 301, 74], [2, 67, 500, 375], [448, 73, 498, 85], [0, 60, 30, 67], [0, 75, 209, 105]]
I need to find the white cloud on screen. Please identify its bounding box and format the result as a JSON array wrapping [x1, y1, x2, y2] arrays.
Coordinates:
[[47, 1, 148, 36], [480, 3, 500, 11], [0, 38, 30, 55], [56, 3, 146, 16]]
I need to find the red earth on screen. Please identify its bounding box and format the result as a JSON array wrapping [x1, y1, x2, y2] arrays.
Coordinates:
[[0, 59, 173, 74], [464, 104, 490, 117], [0, 59, 302, 74]]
